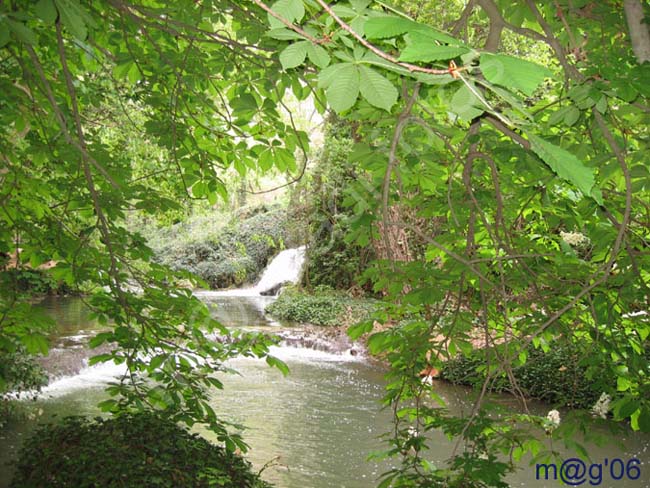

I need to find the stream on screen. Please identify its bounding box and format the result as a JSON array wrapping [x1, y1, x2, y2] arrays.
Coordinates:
[[1, 295, 648, 487]]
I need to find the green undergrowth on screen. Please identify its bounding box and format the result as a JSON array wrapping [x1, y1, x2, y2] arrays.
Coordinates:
[[0, 343, 48, 427], [265, 286, 377, 326], [11, 412, 272, 488], [440, 343, 616, 409], [149, 205, 296, 289], [0, 267, 70, 295]]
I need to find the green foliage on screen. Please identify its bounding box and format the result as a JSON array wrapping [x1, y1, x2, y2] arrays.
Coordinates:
[[253, 1, 650, 484], [0, 344, 48, 396], [0, 0, 306, 446], [440, 342, 613, 409], [480, 54, 552, 97], [0, 295, 54, 399], [10, 412, 272, 488], [1, 268, 59, 294], [153, 205, 293, 288], [0, 341, 48, 426], [292, 117, 372, 290], [1, 0, 650, 486], [265, 286, 376, 326]]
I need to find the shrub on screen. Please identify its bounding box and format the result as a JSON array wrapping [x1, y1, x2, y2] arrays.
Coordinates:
[[265, 286, 376, 326], [1, 268, 65, 295], [440, 343, 614, 408], [0, 344, 48, 396], [0, 343, 48, 427], [11, 412, 272, 488]]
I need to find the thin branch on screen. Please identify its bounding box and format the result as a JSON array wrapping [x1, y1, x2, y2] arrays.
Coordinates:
[[524, 0, 580, 80], [251, 0, 322, 44], [451, 0, 477, 37], [24, 47, 119, 189], [55, 20, 126, 304], [312, 0, 455, 76], [381, 83, 420, 263], [484, 115, 530, 149]]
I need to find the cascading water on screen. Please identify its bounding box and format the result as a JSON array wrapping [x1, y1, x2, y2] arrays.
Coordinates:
[[196, 246, 306, 297], [255, 246, 306, 295]]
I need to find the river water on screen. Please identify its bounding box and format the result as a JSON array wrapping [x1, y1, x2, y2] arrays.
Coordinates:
[[1, 295, 649, 487]]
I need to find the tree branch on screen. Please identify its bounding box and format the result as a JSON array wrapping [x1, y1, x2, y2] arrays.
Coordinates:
[[381, 83, 420, 263], [624, 0, 650, 63], [312, 0, 456, 76]]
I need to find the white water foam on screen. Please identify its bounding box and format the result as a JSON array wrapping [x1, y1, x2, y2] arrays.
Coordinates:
[[18, 344, 360, 400], [195, 246, 306, 297], [255, 246, 306, 293], [268, 344, 364, 363], [39, 360, 126, 397]]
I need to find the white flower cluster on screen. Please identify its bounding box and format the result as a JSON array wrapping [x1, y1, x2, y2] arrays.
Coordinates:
[[560, 231, 589, 247], [545, 409, 561, 432], [591, 393, 612, 419]]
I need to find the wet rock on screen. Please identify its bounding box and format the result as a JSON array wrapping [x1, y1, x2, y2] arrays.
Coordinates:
[[275, 325, 366, 357], [259, 281, 290, 296]]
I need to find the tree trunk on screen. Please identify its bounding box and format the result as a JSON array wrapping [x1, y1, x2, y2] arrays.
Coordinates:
[[624, 0, 650, 63]]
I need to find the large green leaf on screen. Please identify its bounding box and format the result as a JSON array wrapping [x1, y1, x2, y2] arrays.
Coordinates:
[[318, 62, 346, 89], [480, 53, 552, 96], [364, 16, 417, 39], [5, 19, 37, 45], [400, 44, 469, 63], [528, 134, 603, 204], [279, 41, 308, 69], [20, 333, 49, 355], [358, 65, 397, 111], [450, 83, 484, 121], [639, 408, 650, 433], [324, 63, 360, 113], [306, 43, 331, 69], [406, 27, 463, 46], [0, 22, 9, 47], [400, 32, 469, 62], [268, 0, 305, 29], [35, 0, 58, 24], [266, 355, 290, 376], [54, 0, 91, 40]]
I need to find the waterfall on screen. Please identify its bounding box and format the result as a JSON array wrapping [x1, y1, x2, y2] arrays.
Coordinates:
[[195, 246, 306, 297], [254, 246, 306, 295]]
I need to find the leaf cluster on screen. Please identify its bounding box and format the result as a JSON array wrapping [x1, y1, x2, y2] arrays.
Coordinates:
[[10, 411, 272, 488]]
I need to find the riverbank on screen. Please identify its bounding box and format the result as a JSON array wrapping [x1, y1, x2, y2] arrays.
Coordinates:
[[264, 287, 620, 412]]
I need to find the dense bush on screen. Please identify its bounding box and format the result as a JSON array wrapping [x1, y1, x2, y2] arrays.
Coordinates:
[[0, 268, 65, 295], [11, 412, 272, 488], [152, 205, 294, 289], [265, 286, 376, 326], [440, 343, 615, 409], [0, 343, 48, 426], [0, 344, 48, 395]]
